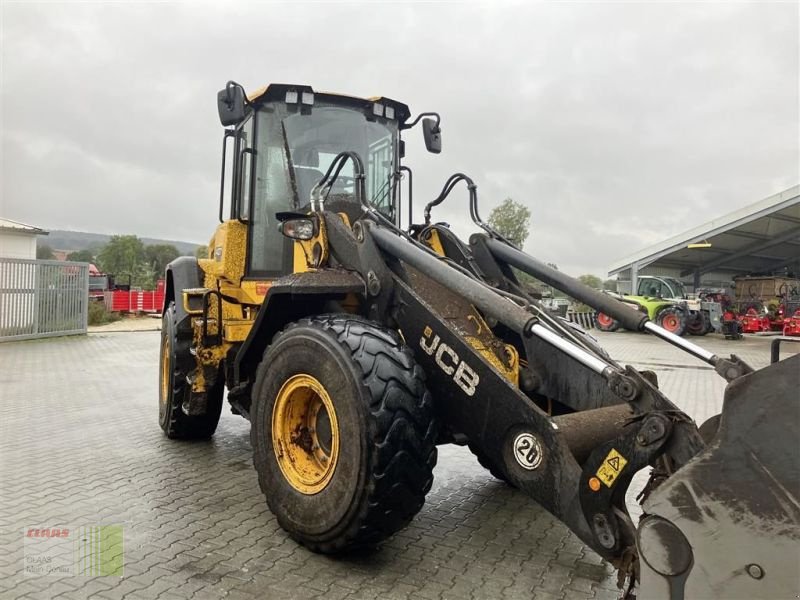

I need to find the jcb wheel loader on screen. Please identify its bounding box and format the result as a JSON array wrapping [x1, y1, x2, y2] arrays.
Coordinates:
[[159, 81, 799, 599]]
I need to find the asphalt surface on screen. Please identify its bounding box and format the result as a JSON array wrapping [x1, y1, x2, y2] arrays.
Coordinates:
[[0, 329, 794, 600]]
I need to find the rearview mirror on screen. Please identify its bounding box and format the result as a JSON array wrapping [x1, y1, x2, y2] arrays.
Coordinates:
[[422, 118, 442, 154], [217, 82, 246, 126]]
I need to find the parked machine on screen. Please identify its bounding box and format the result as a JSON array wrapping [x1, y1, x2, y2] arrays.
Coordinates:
[[595, 276, 721, 336], [159, 82, 798, 600], [88, 264, 130, 301]]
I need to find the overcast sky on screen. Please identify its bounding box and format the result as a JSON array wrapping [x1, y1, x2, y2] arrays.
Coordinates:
[[2, 1, 798, 277]]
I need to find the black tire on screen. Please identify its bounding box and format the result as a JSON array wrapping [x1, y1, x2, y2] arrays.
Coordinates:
[[595, 312, 620, 332], [159, 302, 223, 439], [656, 306, 688, 336], [698, 414, 721, 444], [468, 443, 513, 485], [686, 310, 709, 336], [250, 314, 438, 553]]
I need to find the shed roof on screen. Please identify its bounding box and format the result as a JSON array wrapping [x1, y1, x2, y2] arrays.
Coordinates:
[[0, 218, 49, 236], [608, 185, 800, 278]]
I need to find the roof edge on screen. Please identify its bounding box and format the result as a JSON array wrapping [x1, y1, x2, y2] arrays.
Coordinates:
[[608, 184, 800, 276]]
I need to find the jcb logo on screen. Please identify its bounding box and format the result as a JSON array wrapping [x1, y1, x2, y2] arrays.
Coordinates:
[[420, 326, 479, 396]]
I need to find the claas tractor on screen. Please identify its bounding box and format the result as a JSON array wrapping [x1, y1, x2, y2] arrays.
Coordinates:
[[159, 82, 799, 599], [595, 276, 721, 337]]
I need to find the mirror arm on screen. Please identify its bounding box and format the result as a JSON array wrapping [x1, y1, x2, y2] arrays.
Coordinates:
[[224, 80, 252, 109], [401, 111, 440, 132]]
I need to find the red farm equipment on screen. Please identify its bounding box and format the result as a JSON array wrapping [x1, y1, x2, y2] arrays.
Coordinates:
[[105, 279, 165, 315]]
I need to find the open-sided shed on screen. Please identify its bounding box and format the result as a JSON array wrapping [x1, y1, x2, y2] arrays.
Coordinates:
[[608, 185, 800, 293]]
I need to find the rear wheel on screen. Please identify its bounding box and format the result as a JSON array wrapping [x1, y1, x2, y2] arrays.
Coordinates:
[[250, 314, 438, 553], [159, 302, 223, 439], [657, 307, 687, 336], [698, 414, 721, 444], [595, 312, 620, 332], [686, 311, 709, 336], [468, 443, 514, 486]]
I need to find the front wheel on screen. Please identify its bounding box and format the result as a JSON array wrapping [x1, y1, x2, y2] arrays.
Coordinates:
[[250, 315, 438, 553], [657, 306, 688, 336]]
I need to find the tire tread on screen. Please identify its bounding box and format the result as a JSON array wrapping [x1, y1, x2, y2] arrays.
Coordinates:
[[251, 314, 437, 553]]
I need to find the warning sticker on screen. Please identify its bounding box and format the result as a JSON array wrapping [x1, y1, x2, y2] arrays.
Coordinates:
[[596, 448, 628, 488]]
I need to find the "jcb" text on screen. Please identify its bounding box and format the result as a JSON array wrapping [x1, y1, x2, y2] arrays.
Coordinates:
[[420, 327, 480, 396]]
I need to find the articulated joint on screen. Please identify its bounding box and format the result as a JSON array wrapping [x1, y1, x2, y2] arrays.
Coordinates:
[[607, 372, 639, 402]]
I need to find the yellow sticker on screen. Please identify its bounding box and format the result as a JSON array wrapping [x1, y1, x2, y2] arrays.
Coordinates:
[[596, 448, 628, 488]]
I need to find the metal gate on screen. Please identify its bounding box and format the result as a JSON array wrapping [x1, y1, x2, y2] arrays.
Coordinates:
[[0, 258, 89, 342]]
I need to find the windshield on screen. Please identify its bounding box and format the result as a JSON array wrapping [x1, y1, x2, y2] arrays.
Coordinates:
[[89, 275, 109, 291], [246, 102, 399, 274], [282, 105, 397, 217], [664, 278, 687, 298]]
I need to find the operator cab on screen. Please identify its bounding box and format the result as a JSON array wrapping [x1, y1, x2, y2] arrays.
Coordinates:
[[636, 276, 688, 299], [215, 82, 439, 279]]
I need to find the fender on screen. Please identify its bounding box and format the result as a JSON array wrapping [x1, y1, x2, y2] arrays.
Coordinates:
[[233, 269, 366, 383], [164, 256, 204, 323]]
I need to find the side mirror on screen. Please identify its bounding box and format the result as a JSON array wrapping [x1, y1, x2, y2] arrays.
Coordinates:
[[422, 118, 442, 154], [217, 82, 246, 126]]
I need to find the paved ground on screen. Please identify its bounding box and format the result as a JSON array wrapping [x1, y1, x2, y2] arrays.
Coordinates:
[[0, 330, 794, 600]]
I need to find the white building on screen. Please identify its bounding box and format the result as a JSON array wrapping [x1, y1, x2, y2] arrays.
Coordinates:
[[0, 218, 49, 259]]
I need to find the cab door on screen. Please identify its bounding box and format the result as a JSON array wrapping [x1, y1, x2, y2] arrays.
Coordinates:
[[242, 110, 295, 279]]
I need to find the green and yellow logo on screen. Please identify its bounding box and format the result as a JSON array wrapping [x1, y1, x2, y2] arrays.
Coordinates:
[[74, 525, 124, 576], [24, 525, 124, 577]]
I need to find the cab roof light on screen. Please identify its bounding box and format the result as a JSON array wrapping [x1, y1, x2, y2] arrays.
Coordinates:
[[373, 103, 384, 117], [301, 92, 314, 105], [285, 90, 299, 104], [385, 105, 395, 120]]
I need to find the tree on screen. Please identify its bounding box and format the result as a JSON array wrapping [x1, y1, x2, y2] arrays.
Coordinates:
[[98, 235, 146, 282], [145, 244, 180, 279], [67, 249, 95, 263], [36, 244, 56, 260], [603, 279, 617, 292], [194, 245, 208, 259], [488, 198, 531, 248], [578, 274, 602, 289]]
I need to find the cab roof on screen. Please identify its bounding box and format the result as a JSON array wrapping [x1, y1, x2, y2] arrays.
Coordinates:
[[246, 83, 411, 123]]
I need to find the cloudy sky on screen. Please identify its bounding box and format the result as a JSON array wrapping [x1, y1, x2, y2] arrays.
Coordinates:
[[2, 1, 798, 277]]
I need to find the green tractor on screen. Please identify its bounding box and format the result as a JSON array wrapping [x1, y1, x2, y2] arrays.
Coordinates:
[[595, 276, 720, 336]]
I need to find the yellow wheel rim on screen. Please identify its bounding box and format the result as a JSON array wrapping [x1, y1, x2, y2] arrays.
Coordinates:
[[160, 339, 170, 408], [272, 374, 340, 495]]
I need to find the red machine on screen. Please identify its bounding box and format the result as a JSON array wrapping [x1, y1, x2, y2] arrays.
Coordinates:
[[739, 307, 771, 334], [105, 279, 165, 314], [721, 309, 743, 340], [783, 309, 800, 337]]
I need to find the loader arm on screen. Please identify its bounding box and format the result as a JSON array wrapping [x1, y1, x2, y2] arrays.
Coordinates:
[[318, 214, 704, 587], [320, 211, 799, 598]]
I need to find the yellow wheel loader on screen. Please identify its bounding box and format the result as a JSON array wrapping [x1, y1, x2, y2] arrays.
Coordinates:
[[159, 81, 799, 599]]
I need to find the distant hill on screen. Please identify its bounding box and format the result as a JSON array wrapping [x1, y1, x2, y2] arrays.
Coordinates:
[[46, 230, 201, 256]]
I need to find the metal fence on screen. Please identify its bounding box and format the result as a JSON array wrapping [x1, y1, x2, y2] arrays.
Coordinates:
[[0, 258, 89, 342], [566, 310, 597, 330]]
